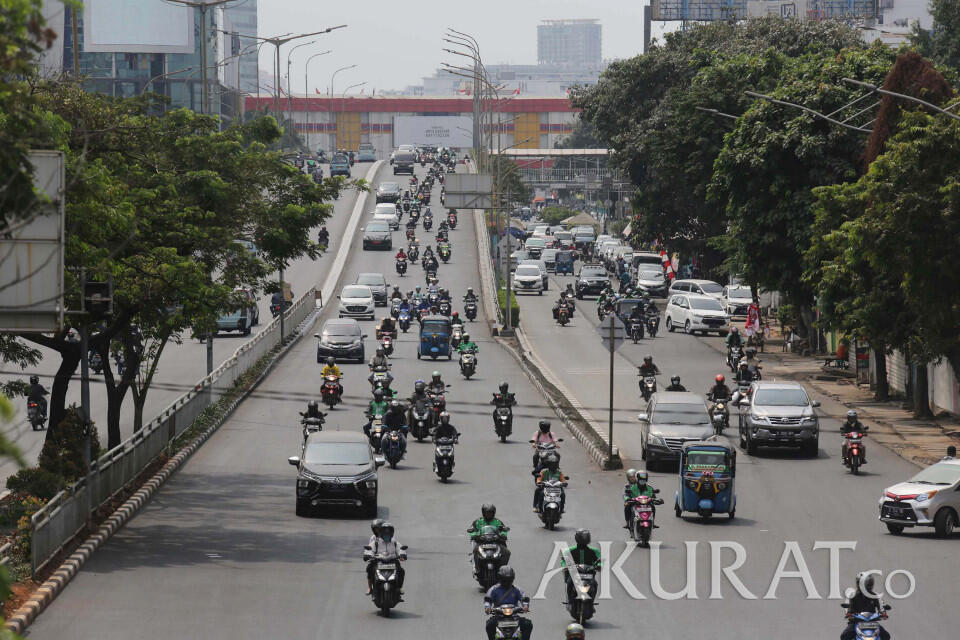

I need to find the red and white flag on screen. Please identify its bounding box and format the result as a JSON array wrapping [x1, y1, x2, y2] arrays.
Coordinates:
[[660, 250, 675, 280], [512, 87, 521, 95], [315, 87, 322, 95]]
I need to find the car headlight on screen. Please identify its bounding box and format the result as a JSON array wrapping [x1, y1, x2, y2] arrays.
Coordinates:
[[298, 479, 310, 488], [750, 413, 767, 424], [365, 480, 377, 490], [647, 433, 666, 447], [802, 416, 817, 424], [915, 491, 936, 503]]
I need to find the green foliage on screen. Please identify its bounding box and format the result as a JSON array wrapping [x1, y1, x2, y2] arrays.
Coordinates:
[[554, 116, 603, 149], [38, 406, 102, 482], [911, 0, 960, 74], [5, 467, 65, 501], [492, 156, 531, 207], [497, 287, 520, 327], [539, 206, 577, 226]]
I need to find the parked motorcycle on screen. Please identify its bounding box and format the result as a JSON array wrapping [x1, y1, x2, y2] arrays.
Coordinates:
[[626, 492, 663, 547], [321, 375, 342, 409], [433, 435, 457, 481]]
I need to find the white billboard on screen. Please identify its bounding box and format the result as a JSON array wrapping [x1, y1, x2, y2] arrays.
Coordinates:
[[394, 116, 473, 148], [84, 0, 194, 54]]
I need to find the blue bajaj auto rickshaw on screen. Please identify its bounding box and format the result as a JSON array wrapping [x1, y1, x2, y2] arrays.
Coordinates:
[[417, 315, 452, 360], [555, 250, 575, 276], [675, 442, 736, 520]]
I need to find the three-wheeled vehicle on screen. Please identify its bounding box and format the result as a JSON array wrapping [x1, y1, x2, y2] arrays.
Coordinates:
[[555, 250, 575, 276], [675, 441, 736, 520], [417, 315, 452, 360]]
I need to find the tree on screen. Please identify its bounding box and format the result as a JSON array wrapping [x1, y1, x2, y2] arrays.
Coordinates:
[[911, 0, 960, 74], [554, 116, 602, 150], [709, 43, 897, 337], [539, 206, 577, 226], [492, 155, 531, 208]]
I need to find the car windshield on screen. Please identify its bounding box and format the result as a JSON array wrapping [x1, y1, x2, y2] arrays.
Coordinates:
[[322, 324, 358, 337], [908, 462, 960, 485], [685, 451, 730, 472], [689, 297, 724, 311], [700, 283, 723, 294], [753, 388, 810, 406], [511, 251, 529, 260], [653, 405, 708, 425], [332, 154, 348, 163], [516, 266, 540, 276], [342, 286, 370, 298], [366, 223, 389, 232], [357, 275, 384, 285], [729, 287, 752, 299], [380, 183, 399, 192], [639, 271, 664, 280], [581, 268, 606, 277], [396, 153, 415, 162], [555, 232, 572, 240], [526, 238, 545, 247], [303, 442, 370, 466]]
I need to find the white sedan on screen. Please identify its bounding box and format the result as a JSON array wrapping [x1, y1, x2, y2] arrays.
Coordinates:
[[338, 285, 376, 320], [665, 294, 729, 336]]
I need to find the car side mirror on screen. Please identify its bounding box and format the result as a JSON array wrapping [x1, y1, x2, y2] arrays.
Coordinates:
[[287, 456, 300, 466], [375, 456, 386, 468], [637, 413, 649, 422], [811, 400, 821, 408]]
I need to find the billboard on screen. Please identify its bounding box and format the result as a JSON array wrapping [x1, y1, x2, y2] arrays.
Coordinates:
[[650, 0, 748, 20], [84, 0, 194, 54], [394, 116, 473, 148]]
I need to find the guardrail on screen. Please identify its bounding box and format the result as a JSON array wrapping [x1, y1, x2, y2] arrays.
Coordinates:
[[29, 288, 317, 574]]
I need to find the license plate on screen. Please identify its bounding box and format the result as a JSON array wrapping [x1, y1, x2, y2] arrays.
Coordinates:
[[859, 622, 879, 630]]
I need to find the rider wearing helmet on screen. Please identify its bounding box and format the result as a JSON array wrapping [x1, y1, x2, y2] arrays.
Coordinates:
[[637, 354, 660, 378], [561, 529, 601, 604], [450, 310, 463, 326], [468, 504, 511, 564], [27, 374, 48, 416], [623, 470, 657, 526], [317, 225, 329, 247], [320, 356, 344, 396], [531, 419, 560, 469], [534, 454, 566, 512], [433, 411, 460, 441], [303, 400, 324, 421], [457, 331, 478, 359], [707, 374, 732, 402], [364, 518, 385, 594], [492, 381, 517, 408], [841, 573, 890, 640], [841, 410, 868, 465], [364, 388, 389, 436], [463, 287, 477, 303], [483, 566, 531, 640], [369, 346, 389, 370], [365, 521, 407, 594], [726, 326, 743, 349], [665, 375, 687, 392], [428, 371, 446, 396]]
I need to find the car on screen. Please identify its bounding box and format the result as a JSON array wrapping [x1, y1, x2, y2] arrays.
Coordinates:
[[338, 285, 376, 320], [669, 279, 725, 301], [289, 430, 384, 516], [315, 318, 366, 363], [355, 272, 389, 306], [737, 382, 820, 456], [214, 288, 259, 336], [723, 285, 754, 318], [519, 259, 549, 291], [362, 221, 392, 251], [512, 264, 544, 295], [524, 237, 547, 258], [373, 203, 401, 230], [631, 251, 663, 273], [665, 293, 729, 336], [635, 269, 668, 297], [393, 151, 416, 175], [878, 457, 960, 537], [541, 248, 559, 273], [508, 249, 530, 273], [575, 264, 610, 298], [637, 392, 714, 468], [553, 231, 574, 251], [376, 182, 401, 203], [357, 143, 376, 162], [330, 152, 351, 177]]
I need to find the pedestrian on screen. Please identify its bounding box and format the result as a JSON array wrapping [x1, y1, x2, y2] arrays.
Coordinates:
[[944, 445, 957, 460], [745, 297, 761, 338]]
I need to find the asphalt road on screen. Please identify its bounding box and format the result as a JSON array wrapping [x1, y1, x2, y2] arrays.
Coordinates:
[[0, 162, 377, 480], [28, 168, 950, 638]]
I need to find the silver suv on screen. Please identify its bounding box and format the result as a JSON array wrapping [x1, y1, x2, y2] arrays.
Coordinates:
[[736, 382, 820, 456], [879, 457, 960, 537]]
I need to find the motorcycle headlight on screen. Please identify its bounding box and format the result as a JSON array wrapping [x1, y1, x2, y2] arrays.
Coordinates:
[[579, 585, 591, 593]]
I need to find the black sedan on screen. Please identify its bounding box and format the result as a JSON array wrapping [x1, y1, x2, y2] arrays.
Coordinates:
[[315, 318, 366, 363], [575, 264, 611, 298], [376, 182, 402, 203]]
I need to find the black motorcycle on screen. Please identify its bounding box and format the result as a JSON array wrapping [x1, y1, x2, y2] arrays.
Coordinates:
[[433, 435, 457, 481], [409, 400, 431, 442], [645, 312, 660, 338], [464, 300, 478, 321], [363, 549, 407, 616], [566, 564, 599, 624], [471, 525, 509, 589]]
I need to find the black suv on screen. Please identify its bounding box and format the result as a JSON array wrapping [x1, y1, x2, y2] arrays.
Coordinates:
[[376, 182, 401, 203], [289, 431, 384, 516], [393, 152, 416, 175], [575, 264, 610, 299]]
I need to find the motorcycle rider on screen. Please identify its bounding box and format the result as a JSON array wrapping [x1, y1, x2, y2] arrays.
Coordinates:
[[424, 253, 440, 273], [302, 400, 324, 421], [433, 411, 459, 442], [412, 285, 424, 302], [450, 311, 464, 328], [390, 285, 404, 301], [369, 346, 390, 371], [841, 410, 868, 465], [365, 519, 385, 594], [743, 346, 761, 374], [707, 373, 732, 414], [623, 469, 657, 527], [840, 572, 890, 640], [726, 326, 743, 350], [428, 371, 446, 396], [561, 529, 602, 604], [317, 225, 330, 247], [422, 245, 435, 261], [27, 374, 48, 419], [384, 399, 408, 455], [735, 360, 755, 384], [627, 303, 644, 337], [320, 357, 344, 397], [468, 503, 511, 565], [483, 567, 531, 640], [664, 376, 687, 392], [531, 419, 561, 469], [533, 454, 567, 513], [376, 316, 396, 338], [638, 355, 660, 378], [364, 389, 389, 436], [365, 521, 406, 595], [457, 331, 478, 366], [463, 287, 478, 305], [565, 623, 586, 639]]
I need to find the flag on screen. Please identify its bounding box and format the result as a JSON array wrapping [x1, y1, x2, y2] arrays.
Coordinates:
[[512, 87, 520, 95], [660, 250, 675, 280], [315, 88, 322, 94]]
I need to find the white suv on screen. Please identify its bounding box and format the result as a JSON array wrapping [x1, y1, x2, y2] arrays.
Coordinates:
[[665, 294, 729, 336], [879, 457, 960, 537]]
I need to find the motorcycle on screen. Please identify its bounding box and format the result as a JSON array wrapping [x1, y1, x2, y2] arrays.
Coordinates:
[[382, 429, 404, 468], [424, 269, 437, 285], [390, 299, 402, 319], [537, 478, 567, 530], [727, 346, 744, 373], [464, 300, 478, 321], [639, 375, 657, 402], [423, 216, 433, 231], [321, 375, 342, 409], [841, 602, 891, 640], [367, 414, 385, 452], [380, 335, 394, 357], [398, 309, 411, 333], [459, 347, 477, 380], [471, 525, 509, 589], [451, 324, 464, 349], [363, 547, 407, 616], [300, 412, 324, 438], [709, 399, 729, 435], [428, 392, 446, 428], [531, 439, 563, 473], [408, 245, 419, 262], [629, 318, 644, 343], [489, 603, 529, 640], [566, 564, 599, 624], [27, 400, 46, 431], [627, 491, 663, 547], [368, 365, 394, 395], [433, 435, 457, 481], [438, 245, 451, 263], [409, 400, 431, 441], [438, 300, 451, 317], [447, 212, 457, 229], [88, 350, 104, 375], [843, 430, 867, 474], [645, 312, 660, 338], [396, 258, 408, 276], [557, 303, 571, 326]]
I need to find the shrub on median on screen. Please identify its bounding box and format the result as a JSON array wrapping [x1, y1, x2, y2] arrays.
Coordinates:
[[497, 288, 520, 327]]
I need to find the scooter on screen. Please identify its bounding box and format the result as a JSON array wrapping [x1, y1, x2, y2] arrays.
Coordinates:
[[363, 547, 407, 617], [639, 375, 657, 402], [27, 400, 47, 431], [380, 335, 394, 357], [300, 412, 324, 438], [464, 301, 478, 321], [459, 348, 477, 380], [451, 324, 464, 349], [630, 319, 644, 343], [367, 414, 385, 453], [645, 312, 660, 338], [382, 430, 404, 469], [396, 258, 407, 276], [471, 526, 509, 589], [841, 602, 892, 640], [843, 429, 867, 475], [489, 603, 529, 639], [447, 212, 457, 229], [438, 245, 451, 263], [537, 478, 567, 530], [493, 403, 513, 442], [709, 400, 729, 435], [565, 564, 599, 624], [557, 304, 570, 326], [409, 401, 431, 442], [531, 439, 563, 473], [627, 492, 663, 546], [398, 309, 411, 333], [320, 375, 342, 409], [433, 435, 457, 481]]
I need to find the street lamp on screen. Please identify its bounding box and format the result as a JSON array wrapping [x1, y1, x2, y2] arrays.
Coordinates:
[[305, 50, 332, 152], [286, 39, 317, 127], [330, 64, 357, 151]]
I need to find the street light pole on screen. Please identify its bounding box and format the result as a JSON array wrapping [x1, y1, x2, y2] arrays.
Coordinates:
[[305, 50, 332, 152], [286, 39, 317, 134]]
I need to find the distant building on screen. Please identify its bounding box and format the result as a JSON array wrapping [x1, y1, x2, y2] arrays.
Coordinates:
[[537, 19, 602, 67], [222, 1, 259, 94]]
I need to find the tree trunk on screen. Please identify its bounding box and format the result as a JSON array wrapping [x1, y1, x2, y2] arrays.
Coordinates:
[[873, 347, 889, 402], [913, 362, 931, 418], [797, 304, 816, 341], [48, 346, 80, 439]]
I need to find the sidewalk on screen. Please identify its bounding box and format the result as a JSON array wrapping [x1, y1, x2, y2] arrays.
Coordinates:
[[726, 332, 960, 468]]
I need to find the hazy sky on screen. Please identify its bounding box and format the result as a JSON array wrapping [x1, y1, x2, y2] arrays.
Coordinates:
[[255, 0, 652, 95]]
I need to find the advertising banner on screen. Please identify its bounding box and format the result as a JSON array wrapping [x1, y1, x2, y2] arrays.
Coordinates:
[[394, 116, 472, 148], [85, 0, 194, 54]]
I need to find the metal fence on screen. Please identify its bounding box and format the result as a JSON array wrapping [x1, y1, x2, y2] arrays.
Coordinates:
[[29, 288, 316, 574]]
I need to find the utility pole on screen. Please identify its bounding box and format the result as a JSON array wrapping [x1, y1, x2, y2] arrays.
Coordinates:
[[305, 50, 332, 152], [286, 39, 317, 136]]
